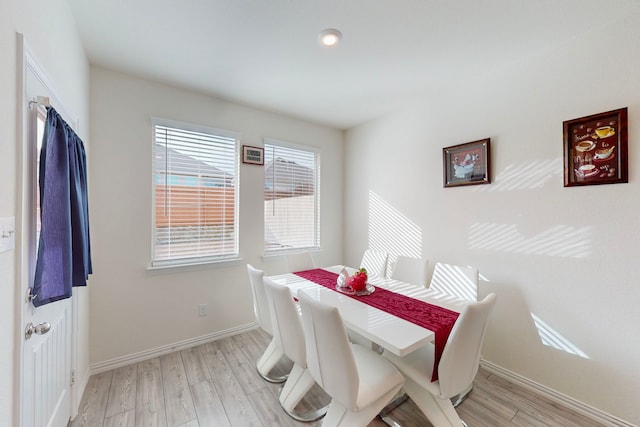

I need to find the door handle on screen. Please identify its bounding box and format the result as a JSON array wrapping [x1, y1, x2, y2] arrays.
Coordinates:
[[25, 322, 51, 340]]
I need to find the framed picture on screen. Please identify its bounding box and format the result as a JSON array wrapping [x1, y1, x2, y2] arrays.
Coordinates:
[[443, 138, 491, 188], [242, 145, 264, 165], [563, 107, 628, 187]]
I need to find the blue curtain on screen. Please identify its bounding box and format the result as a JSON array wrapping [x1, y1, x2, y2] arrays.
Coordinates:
[[33, 107, 92, 307]]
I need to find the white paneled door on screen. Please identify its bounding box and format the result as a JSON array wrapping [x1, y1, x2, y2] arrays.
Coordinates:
[[19, 35, 73, 427], [22, 299, 72, 427]]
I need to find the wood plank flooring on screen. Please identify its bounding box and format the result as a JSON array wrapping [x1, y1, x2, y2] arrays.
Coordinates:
[[70, 328, 605, 427]]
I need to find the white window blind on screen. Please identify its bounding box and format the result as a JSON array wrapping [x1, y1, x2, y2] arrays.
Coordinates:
[[152, 119, 238, 265], [264, 140, 319, 252]]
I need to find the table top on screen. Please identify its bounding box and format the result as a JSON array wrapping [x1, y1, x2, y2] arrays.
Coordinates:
[[266, 265, 471, 357]]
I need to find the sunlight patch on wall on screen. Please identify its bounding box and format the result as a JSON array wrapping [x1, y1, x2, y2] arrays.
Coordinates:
[[469, 222, 592, 258], [473, 158, 561, 192], [430, 263, 477, 301], [368, 191, 422, 261], [531, 313, 589, 359]]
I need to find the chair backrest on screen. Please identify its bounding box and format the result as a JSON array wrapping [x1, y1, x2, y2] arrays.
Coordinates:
[[391, 256, 429, 286], [246, 264, 272, 335], [429, 262, 478, 302], [263, 277, 306, 367], [298, 290, 359, 409], [360, 249, 388, 278], [437, 293, 497, 399], [286, 251, 315, 272]]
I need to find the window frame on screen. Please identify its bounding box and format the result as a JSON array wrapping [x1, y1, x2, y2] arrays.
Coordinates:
[[263, 137, 321, 255], [151, 117, 240, 268]]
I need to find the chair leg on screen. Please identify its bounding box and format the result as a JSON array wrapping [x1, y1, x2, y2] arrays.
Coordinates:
[[450, 384, 473, 407], [278, 364, 328, 422], [256, 338, 287, 383], [402, 377, 465, 427], [378, 392, 409, 426], [321, 383, 403, 427], [379, 414, 403, 427]]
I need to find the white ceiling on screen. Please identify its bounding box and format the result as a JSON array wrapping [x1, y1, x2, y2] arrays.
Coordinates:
[[67, 0, 637, 130]]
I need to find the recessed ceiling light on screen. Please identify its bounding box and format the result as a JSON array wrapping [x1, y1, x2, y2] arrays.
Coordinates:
[[318, 28, 342, 47]]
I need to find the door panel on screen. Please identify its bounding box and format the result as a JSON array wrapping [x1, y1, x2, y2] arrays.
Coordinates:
[[24, 301, 71, 427]]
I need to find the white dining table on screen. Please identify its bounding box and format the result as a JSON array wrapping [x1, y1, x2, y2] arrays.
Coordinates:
[[266, 265, 471, 357]]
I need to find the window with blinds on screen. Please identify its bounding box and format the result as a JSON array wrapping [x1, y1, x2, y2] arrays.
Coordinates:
[[264, 139, 320, 252], [152, 119, 238, 266]]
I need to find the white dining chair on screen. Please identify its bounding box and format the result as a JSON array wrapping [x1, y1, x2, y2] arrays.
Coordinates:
[[263, 278, 328, 422], [247, 264, 272, 335], [297, 290, 405, 427], [429, 262, 479, 303], [246, 264, 287, 383], [427, 262, 479, 405], [390, 256, 429, 286], [286, 251, 315, 272], [382, 293, 497, 427], [360, 249, 388, 278]]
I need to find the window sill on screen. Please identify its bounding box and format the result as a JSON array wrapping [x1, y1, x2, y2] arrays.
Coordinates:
[[147, 257, 244, 274], [262, 248, 322, 262]]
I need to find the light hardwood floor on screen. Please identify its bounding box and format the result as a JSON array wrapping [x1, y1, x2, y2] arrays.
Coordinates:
[[70, 328, 604, 427]]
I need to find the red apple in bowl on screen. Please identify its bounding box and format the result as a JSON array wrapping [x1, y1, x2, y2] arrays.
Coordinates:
[[349, 270, 368, 292]]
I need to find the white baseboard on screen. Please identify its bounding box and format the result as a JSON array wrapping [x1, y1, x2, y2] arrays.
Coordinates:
[[480, 359, 636, 427], [89, 322, 258, 375]]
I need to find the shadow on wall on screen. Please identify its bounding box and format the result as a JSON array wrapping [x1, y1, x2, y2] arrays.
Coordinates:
[[480, 277, 590, 362], [469, 222, 593, 259], [530, 312, 589, 359], [473, 158, 562, 192], [367, 190, 422, 273]]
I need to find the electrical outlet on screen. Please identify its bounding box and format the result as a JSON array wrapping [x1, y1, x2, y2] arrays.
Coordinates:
[[198, 304, 208, 317]]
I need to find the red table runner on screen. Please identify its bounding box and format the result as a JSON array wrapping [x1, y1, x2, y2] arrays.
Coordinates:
[[294, 268, 459, 382]]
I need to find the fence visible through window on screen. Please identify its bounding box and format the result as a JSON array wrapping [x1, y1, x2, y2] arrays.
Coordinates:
[[264, 140, 319, 252], [152, 120, 238, 265]]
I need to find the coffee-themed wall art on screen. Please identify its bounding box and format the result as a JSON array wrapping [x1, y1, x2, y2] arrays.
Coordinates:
[[443, 138, 491, 188], [563, 107, 628, 187]]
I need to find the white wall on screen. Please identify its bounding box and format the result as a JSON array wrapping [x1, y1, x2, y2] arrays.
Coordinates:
[[88, 67, 343, 365], [0, 1, 89, 425], [344, 10, 640, 425], [0, 5, 16, 423]]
